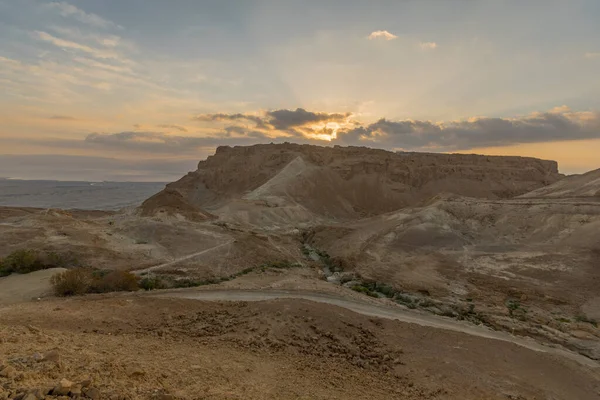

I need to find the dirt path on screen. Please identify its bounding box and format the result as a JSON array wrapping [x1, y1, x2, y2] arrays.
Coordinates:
[[133, 241, 234, 274], [156, 288, 599, 369]]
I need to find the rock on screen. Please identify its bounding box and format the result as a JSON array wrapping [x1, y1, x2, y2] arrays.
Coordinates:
[[21, 393, 37, 400], [32, 353, 44, 362], [28, 389, 45, 400], [69, 384, 82, 397], [82, 387, 101, 400], [52, 379, 73, 396], [0, 366, 16, 379], [41, 386, 54, 396], [79, 379, 92, 388], [42, 350, 60, 364]]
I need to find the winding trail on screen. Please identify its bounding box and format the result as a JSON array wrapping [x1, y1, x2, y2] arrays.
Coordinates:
[[133, 241, 234, 275], [153, 288, 599, 369]]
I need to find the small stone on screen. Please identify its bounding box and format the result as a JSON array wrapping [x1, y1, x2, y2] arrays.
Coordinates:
[[21, 394, 37, 400], [53, 379, 73, 396], [42, 386, 54, 396], [83, 387, 101, 400], [69, 384, 82, 397], [28, 389, 45, 400], [79, 379, 92, 388], [82, 387, 101, 400], [42, 350, 60, 364], [0, 366, 16, 379]]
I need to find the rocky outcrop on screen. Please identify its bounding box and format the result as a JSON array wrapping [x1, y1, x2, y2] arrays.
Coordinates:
[[143, 143, 563, 220]]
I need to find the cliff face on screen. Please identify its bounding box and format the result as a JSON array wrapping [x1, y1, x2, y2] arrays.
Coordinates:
[[142, 143, 563, 219]]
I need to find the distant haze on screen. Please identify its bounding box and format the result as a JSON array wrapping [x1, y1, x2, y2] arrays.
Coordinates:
[[1, 1, 599, 179]]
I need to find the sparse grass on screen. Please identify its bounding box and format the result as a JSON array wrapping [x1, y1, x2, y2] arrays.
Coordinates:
[[575, 314, 598, 327]]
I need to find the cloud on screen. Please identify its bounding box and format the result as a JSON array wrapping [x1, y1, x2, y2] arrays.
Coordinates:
[[266, 108, 351, 130], [584, 52, 600, 59], [419, 42, 438, 50], [83, 131, 277, 153], [335, 111, 600, 150], [368, 30, 398, 40], [157, 124, 188, 132], [194, 108, 351, 132], [34, 31, 125, 61], [47, 2, 121, 29], [48, 115, 78, 121], [193, 113, 266, 128]]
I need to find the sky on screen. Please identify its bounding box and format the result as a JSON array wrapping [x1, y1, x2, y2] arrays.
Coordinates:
[[0, 0, 599, 181]]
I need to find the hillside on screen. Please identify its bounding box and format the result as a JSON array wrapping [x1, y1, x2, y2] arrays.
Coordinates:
[[519, 168, 600, 199]]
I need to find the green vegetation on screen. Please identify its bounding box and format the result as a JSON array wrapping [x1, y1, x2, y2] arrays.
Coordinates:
[[139, 276, 166, 291], [506, 299, 527, 321], [351, 285, 379, 298], [0, 249, 78, 277]]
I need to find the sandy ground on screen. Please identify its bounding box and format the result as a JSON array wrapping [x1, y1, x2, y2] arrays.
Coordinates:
[[1, 294, 599, 400], [0, 268, 65, 305]]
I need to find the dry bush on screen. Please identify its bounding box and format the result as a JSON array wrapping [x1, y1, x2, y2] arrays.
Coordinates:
[[90, 270, 140, 293], [51, 269, 139, 296], [51, 268, 94, 297]]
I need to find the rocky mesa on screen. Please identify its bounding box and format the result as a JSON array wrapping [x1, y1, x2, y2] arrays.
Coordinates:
[[140, 143, 563, 221]]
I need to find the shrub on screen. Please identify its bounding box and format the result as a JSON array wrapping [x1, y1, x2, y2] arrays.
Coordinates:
[[51, 268, 140, 296], [1, 249, 45, 275], [0, 249, 79, 277], [351, 285, 378, 298], [90, 270, 139, 293], [51, 268, 94, 297], [139, 276, 166, 291]]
